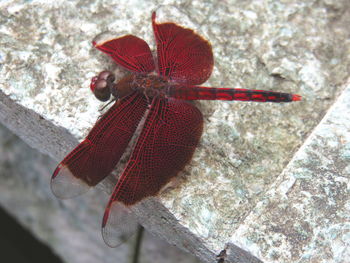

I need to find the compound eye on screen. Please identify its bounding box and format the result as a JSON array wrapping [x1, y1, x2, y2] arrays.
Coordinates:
[[90, 71, 116, 102], [102, 71, 116, 85], [98, 70, 113, 80], [93, 79, 111, 102]]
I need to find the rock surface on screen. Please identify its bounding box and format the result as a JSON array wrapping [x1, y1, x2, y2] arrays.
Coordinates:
[[0, 0, 349, 262], [230, 83, 350, 263]]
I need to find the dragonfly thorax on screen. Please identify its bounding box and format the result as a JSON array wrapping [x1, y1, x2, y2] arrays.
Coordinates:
[[131, 74, 168, 99], [112, 73, 169, 102]]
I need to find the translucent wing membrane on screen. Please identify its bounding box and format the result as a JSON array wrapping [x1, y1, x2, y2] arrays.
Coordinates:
[[101, 202, 138, 247], [51, 145, 92, 198], [51, 92, 147, 199], [93, 35, 155, 73], [102, 97, 203, 246], [152, 12, 214, 85]]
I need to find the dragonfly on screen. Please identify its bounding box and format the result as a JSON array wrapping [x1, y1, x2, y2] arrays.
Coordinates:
[[51, 11, 301, 247]]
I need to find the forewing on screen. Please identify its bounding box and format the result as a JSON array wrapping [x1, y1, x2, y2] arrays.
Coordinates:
[[93, 35, 155, 73], [51, 92, 148, 199], [152, 12, 214, 85], [102, 97, 203, 246]]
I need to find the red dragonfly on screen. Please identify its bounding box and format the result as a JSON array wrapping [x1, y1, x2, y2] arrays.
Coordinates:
[[51, 11, 301, 247]]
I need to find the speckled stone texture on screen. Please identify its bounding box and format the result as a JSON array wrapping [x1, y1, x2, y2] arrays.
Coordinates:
[[0, 0, 349, 263], [230, 82, 350, 263]]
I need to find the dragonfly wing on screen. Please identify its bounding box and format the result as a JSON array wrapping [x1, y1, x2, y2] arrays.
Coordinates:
[[93, 35, 155, 73], [152, 12, 213, 85], [51, 92, 148, 199], [101, 201, 138, 247], [102, 97, 203, 246]]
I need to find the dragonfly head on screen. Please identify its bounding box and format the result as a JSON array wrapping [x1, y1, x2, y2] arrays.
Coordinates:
[[90, 71, 116, 101]]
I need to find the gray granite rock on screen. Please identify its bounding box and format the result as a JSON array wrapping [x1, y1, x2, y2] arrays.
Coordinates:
[[0, 0, 349, 262], [230, 82, 350, 263]]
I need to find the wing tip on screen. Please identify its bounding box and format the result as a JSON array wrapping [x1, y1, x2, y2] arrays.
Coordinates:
[[92, 32, 120, 50], [151, 11, 156, 23], [101, 201, 137, 247], [51, 164, 90, 199]]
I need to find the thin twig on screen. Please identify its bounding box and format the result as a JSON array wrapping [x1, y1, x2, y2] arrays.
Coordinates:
[[131, 225, 144, 263]]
